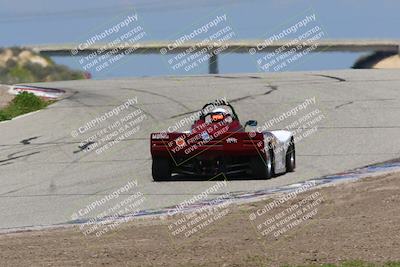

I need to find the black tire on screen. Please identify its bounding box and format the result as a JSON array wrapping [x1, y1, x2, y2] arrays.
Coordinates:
[[250, 149, 273, 179], [286, 142, 296, 172], [152, 157, 171, 181]]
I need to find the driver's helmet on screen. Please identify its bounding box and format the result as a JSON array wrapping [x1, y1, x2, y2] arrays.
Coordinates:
[[205, 107, 231, 124]]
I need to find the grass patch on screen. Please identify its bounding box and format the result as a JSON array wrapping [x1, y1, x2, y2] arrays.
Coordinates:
[[0, 91, 53, 121]]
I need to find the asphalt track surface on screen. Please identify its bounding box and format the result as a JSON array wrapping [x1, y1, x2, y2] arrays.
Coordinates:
[[1, 69, 400, 230]]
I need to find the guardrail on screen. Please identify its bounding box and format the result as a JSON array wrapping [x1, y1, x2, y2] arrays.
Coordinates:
[[24, 40, 400, 74]]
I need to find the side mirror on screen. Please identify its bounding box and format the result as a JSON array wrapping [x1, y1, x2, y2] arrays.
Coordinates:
[[245, 120, 257, 127]]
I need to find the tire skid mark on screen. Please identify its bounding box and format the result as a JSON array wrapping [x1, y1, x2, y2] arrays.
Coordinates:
[[0, 138, 149, 148], [121, 87, 191, 111], [0, 184, 38, 196], [0, 151, 40, 164]]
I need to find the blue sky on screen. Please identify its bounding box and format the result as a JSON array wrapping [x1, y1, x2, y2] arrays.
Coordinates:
[[1, 0, 399, 77]]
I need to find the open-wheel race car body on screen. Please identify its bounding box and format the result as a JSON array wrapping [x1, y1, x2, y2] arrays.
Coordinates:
[[150, 100, 295, 181]]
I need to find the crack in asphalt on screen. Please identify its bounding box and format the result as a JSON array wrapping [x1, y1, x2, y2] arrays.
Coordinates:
[[313, 74, 346, 82], [264, 85, 278, 94], [171, 85, 278, 118], [230, 85, 278, 103], [20, 136, 40, 145], [335, 101, 354, 109], [73, 142, 95, 154]]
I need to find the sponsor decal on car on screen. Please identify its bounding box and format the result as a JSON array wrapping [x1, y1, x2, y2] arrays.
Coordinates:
[[152, 133, 169, 139], [226, 137, 238, 144], [175, 137, 186, 147]]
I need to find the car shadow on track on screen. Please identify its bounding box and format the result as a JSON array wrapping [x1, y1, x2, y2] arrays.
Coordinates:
[[156, 173, 284, 182]]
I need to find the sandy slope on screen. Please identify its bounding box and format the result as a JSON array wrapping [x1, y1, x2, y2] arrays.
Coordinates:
[[0, 85, 13, 109], [374, 55, 400, 69], [1, 172, 400, 267]]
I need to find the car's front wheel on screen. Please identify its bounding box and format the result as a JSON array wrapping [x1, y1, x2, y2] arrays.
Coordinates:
[[152, 157, 171, 181]]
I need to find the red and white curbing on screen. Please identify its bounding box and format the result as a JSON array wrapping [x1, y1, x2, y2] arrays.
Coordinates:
[[8, 85, 66, 99]]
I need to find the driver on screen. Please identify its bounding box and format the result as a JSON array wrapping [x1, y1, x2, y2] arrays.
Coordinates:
[[205, 108, 232, 124]]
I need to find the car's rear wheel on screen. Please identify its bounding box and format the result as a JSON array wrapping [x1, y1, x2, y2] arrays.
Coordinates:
[[250, 149, 273, 179], [152, 157, 171, 181], [285, 143, 296, 172]]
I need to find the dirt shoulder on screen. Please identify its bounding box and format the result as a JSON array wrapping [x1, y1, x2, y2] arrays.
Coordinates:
[[0, 85, 13, 108], [1, 173, 400, 267]]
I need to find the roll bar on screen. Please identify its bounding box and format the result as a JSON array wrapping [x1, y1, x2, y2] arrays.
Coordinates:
[[200, 99, 239, 120]]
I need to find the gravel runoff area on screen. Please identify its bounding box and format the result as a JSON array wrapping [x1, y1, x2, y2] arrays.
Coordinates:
[[1, 172, 399, 267]]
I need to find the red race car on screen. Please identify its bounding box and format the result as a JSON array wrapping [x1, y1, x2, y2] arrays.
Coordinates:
[[150, 100, 295, 181]]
